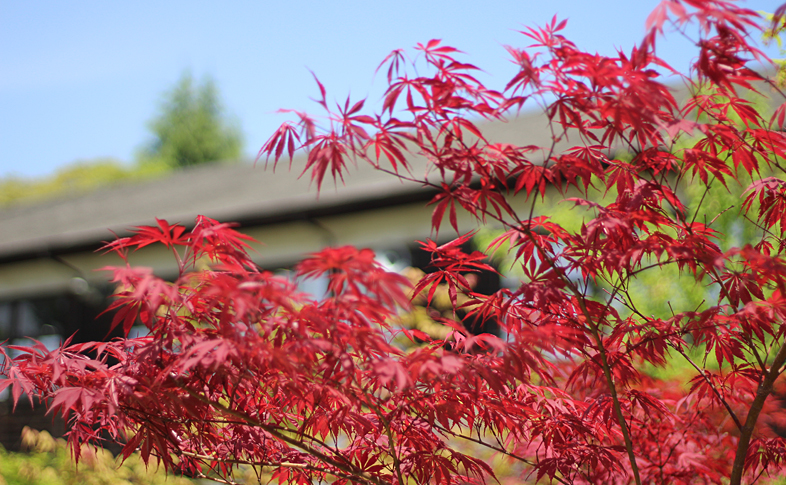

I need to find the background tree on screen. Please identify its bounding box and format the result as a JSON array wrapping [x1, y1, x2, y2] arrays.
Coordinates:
[[139, 72, 243, 169], [0, 74, 244, 208], [0, 74, 243, 206]]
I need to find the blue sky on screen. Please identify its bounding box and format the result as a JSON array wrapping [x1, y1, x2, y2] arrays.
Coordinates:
[[1, 0, 782, 179]]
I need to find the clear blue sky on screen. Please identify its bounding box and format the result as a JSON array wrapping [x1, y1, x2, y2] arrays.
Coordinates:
[[0, 0, 782, 179]]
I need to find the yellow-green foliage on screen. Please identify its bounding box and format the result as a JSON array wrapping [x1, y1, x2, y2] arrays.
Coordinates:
[[0, 158, 170, 208], [0, 427, 195, 485], [762, 9, 786, 87]]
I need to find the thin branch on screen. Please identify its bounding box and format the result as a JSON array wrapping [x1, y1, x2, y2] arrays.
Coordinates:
[[178, 450, 309, 468], [730, 340, 786, 485], [178, 385, 388, 485], [671, 346, 744, 431], [195, 472, 239, 485], [433, 424, 572, 485]]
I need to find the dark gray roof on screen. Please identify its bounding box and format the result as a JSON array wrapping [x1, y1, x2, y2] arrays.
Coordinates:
[[0, 161, 407, 258], [1, 73, 779, 264], [0, 111, 554, 263]]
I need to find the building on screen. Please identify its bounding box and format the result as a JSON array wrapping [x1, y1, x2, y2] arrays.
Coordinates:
[[0, 111, 558, 448]]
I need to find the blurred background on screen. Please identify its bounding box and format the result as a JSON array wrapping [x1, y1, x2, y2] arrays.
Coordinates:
[[0, 1, 784, 480], [2, 0, 781, 190]]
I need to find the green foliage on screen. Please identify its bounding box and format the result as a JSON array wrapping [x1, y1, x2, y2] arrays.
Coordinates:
[[139, 73, 243, 169], [762, 10, 786, 87], [0, 158, 168, 207], [0, 74, 242, 208], [0, 427, 195, 485]]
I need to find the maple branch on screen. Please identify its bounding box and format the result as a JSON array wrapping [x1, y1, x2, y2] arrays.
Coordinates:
[[671, 345, 743, 431], [433, 423, 571, 485], [479, 221, 640, 485], [178, 450, 309, 468], [195, 472, 239, 485], [178, 386, 389, 485], [743, 213, 786, 252], [376, 166, 441, 190], [178, 450, 365, 484], [585, 322, 643, 485], [353, 372, 405, 485], [612, 285, 746, 433], [742, 333, 769, 379], [730, 339, 786, 485], [689, 174, 722, 227], [510, 219, 644, 485]]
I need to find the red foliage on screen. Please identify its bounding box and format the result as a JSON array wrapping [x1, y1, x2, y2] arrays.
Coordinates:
[[5, 1, 786, 484]]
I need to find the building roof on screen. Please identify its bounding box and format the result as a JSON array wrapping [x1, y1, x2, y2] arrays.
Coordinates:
[[0, 110, 554, 265], [1, 76, 779, 300]]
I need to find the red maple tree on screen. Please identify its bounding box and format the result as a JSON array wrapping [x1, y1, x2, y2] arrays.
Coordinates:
[[4, 1, 786, 483]]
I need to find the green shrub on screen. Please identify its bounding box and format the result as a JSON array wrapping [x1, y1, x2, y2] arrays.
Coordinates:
[[0, 427, 195, 485]]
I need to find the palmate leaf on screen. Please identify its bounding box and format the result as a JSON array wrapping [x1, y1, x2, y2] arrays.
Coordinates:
[[258, 121, 300, 168]]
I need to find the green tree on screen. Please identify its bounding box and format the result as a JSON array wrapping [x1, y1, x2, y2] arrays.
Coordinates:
[[139, 73, 243, 168], [0, 75, 241, 208]]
